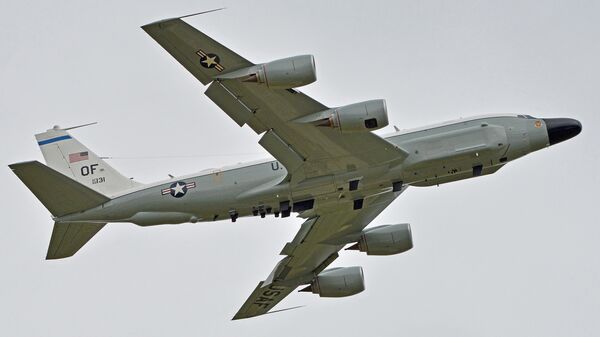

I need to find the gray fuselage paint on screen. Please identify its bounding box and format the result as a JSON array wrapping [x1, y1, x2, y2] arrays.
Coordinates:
[[58, 115, 549, 225]]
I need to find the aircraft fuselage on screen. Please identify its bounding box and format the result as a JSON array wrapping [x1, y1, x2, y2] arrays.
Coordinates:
[[58, 114, 578, 226]]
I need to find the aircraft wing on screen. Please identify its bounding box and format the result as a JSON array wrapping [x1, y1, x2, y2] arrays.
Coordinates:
[[143, 16, 409, 319], [142, 17, 407, 181], [233, 187, 405, 319]]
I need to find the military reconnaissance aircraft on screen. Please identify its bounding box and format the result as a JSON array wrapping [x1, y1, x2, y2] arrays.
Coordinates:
[[10, 12, 582, 319]]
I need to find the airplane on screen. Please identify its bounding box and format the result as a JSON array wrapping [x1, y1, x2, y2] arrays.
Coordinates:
[[9, 11, 582, 320]]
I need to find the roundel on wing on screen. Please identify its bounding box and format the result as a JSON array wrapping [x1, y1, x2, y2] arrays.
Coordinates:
[[199, 53, 221, 69], [195, 49, 225, 72]]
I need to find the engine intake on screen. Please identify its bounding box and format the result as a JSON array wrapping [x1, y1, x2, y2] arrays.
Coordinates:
[[300, 266, 365, 297], [347, 224, 413, 256]]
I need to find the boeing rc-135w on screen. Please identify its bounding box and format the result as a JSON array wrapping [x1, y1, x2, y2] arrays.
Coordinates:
[[10, 13, 582, 319]]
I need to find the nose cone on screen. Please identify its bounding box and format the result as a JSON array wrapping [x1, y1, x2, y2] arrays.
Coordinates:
[[543, 118, 582, 145]]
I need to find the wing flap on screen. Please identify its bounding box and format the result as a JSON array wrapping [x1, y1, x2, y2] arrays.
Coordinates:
[[279, 217, 318, 255], [258, 129, 306, 175], [205, 80, 255, 127]]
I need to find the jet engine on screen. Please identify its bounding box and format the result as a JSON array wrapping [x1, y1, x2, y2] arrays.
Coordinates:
[[347, 224, 413, 256], [242, 55, 316, 88], [294, 99, 389, 133], [300, 266, 365, 297]]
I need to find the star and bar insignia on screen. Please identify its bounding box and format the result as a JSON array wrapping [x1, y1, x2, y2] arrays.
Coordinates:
[[196, 49, 225, 72], [161, 181, 196, 198]]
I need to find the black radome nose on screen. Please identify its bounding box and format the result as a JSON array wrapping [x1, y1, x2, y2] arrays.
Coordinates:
[[543, 118, 582, 145]]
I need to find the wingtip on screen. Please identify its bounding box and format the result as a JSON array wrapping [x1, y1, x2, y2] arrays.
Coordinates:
[[231, 313, 250, 321]]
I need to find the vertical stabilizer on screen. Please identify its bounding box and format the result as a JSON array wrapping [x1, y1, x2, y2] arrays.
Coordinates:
[[35, 126, 140, 196]]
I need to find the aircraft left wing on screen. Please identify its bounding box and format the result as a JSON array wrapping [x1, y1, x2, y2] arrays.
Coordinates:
[[233, 187, 405, 319], [142, 17, 408, 181]]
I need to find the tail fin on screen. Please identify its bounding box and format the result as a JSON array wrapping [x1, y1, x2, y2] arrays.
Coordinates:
[[35, 126, 140, 196]]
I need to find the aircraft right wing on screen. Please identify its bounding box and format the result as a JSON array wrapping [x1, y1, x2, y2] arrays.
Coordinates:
[[233, 186, 405, 319]]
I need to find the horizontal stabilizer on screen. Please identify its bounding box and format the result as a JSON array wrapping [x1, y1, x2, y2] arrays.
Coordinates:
[[9, 161, 110, 217], [47, 222, 106, 259]]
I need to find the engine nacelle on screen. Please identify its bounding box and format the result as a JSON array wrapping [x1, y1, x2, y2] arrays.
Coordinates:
[[294, 99, 389, 133], [300, 266, 365, 297], [348, 224, 413, 256], [244, 55, 316, 89]]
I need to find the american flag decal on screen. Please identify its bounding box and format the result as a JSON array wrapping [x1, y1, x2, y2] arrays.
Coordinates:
[[69, 151, 89, 163], [196, 49, 225, 72]]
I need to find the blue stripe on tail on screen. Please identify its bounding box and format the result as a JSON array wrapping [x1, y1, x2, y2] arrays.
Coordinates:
[[37, 135, 72, 145]]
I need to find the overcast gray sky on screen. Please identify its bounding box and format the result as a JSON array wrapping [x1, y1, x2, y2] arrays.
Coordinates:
[[1, 1, 599, 336]]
